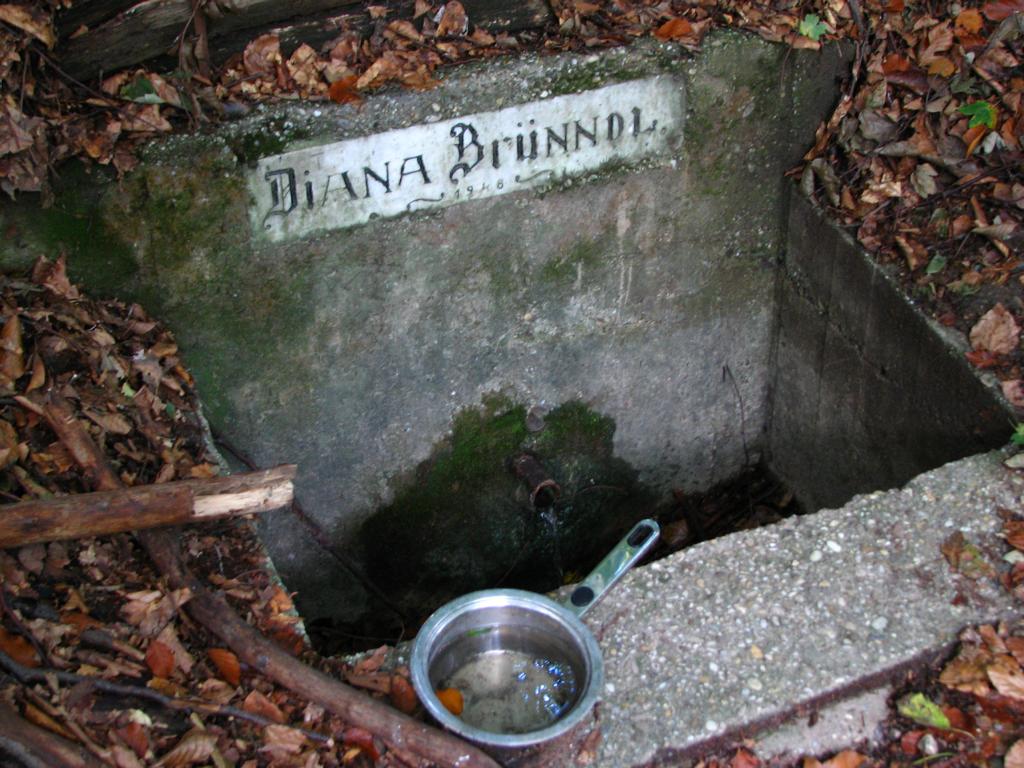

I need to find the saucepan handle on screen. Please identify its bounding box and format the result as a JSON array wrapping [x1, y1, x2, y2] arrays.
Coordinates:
[[561, 518, 660, 618]]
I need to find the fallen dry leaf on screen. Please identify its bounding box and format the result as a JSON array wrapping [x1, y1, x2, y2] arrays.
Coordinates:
[[654, 18, 695, 41], [122, 588, 191, 637], [1006, 520, 1024, 550], [982, 0, 1024, 20], [197, 678, 235, 705], [329, 75, 362, 105], [208, 647, 241, 686], [970, 304, 1020, 354], [342, 727, 380, 760], [242, 689, 286, 723], [0, 314, 24, 383], [0, 103, 40, 157], [25, 353, 45, 392], [85, 409, 134, 435], [803, 751, 868, 768], [1003, 380, 1024, 408], [353, 645, 388, 675], [156, 624, 194, 674], [17, 543, 44, 575], [287, 43, 323, 92], [23, 702, 73, 739], [31, 256, 80, 300], [436, 1, 468, 36], [989, 665, 1024, 700], [0, 626, 38, 667], [110, 745, 143, 768], [261, 724, 306, 755], [0, 4, 55, 48], [390, 673, 418, 714], [242, 34, 282, 78], [145, 639, 176, 678], [1006, 739, 1024, 768], [116, 721, 150, 759], [154, 729, 217, 768], [730, 748, 761, 768], [942, 531, 997, 579]]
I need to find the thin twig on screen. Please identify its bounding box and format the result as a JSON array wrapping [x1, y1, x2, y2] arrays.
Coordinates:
[[722, 364, 751, 467], [191, 0, 212, 80], [0, 648, 332, 744], [32, 49, 110, 103], [33, 49, 180, 135]]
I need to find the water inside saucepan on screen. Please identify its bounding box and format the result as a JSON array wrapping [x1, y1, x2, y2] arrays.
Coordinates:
[[441, 648, 579, 734]]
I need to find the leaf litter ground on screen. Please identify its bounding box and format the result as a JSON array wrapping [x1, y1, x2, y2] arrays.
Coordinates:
[[0, 261, 418, 767], [1, 0, 1024, 765]]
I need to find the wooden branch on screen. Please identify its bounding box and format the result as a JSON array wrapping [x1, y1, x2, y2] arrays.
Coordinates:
[[141, 528, 503, 768], [40, 391, 503, 768], [56, 0, 137, 39], [0, 700, 102, 768], [190, 0, 212, 79], [0, 465, 296, 548], [58, 0, 552, 80]]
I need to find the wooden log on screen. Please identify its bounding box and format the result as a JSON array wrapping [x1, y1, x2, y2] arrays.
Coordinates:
[[206, 2, 408, 65], [206, 0, 552, 65], [58, 0, 553, 80], [56, 0, 136, 39], [0, 465, 295, 548], [39, 392, 504, 768]]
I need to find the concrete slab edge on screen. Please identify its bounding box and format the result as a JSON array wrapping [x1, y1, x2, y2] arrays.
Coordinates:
[[636, 643, 960, 766], [584, 449, 1022, 767]]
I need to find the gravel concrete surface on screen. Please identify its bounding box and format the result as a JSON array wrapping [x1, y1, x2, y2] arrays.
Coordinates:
[[580, 450, 1023, 767]]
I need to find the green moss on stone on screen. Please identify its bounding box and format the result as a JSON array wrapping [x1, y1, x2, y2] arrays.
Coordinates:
[[358, 396, 656, 621], [534, 400, 615, 456], [545, 46, 685, 98], [225, 116, 313, 164], [540, 238, 604, 284], [0, 167, 137, 287]]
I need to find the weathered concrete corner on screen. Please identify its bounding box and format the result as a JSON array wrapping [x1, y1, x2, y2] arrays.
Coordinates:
[[583, 450, 1021, 766], [771, 191, 1010, 511]]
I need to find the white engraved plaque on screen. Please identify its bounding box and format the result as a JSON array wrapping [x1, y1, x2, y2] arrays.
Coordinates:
[[249, 76, 684, 241]]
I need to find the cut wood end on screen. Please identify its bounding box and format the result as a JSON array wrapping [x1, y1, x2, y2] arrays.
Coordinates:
[[192, 481, 293, 519]]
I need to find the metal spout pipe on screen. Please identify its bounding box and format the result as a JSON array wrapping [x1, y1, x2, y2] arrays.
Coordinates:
[[509, 453, 560, 508]]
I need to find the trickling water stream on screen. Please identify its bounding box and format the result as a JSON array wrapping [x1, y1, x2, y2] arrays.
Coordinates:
[[539, 507, 562, 585]]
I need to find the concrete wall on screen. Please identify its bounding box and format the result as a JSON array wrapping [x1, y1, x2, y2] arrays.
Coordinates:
[[0, 33, 844, 622], [769, 190, 1012, 511]]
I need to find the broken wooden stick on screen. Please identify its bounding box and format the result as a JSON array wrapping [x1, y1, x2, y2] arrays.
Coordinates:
[[0, 465, 296, 548], [39, 392, 503, 768], [142, 527, 503, 768]]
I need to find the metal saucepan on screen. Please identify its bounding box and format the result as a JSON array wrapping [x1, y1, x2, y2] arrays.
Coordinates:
[[410, 518, 661, 749]]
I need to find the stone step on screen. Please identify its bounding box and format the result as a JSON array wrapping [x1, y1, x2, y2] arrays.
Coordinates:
[[581, 450, 1020, 766]]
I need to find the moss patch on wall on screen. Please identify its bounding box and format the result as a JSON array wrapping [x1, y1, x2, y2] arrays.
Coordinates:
[[540, 237, 605, 285], [358, 396, 657, 622]]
